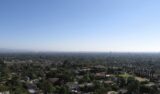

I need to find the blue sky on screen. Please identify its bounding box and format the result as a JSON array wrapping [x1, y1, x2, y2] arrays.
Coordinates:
[[0, 0, 160, 52]]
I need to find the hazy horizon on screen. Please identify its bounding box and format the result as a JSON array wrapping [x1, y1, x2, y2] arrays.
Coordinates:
[[1, 0, 160, 52]]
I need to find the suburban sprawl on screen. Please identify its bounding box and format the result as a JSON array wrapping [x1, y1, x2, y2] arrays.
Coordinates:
[[0, 53, 160, 94]]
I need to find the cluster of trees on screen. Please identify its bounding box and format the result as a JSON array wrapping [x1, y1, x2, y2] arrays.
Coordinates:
[[0, 53, 160, 94]]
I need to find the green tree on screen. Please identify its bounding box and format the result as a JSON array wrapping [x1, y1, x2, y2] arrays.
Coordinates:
[[127, 77, 140, 94]]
